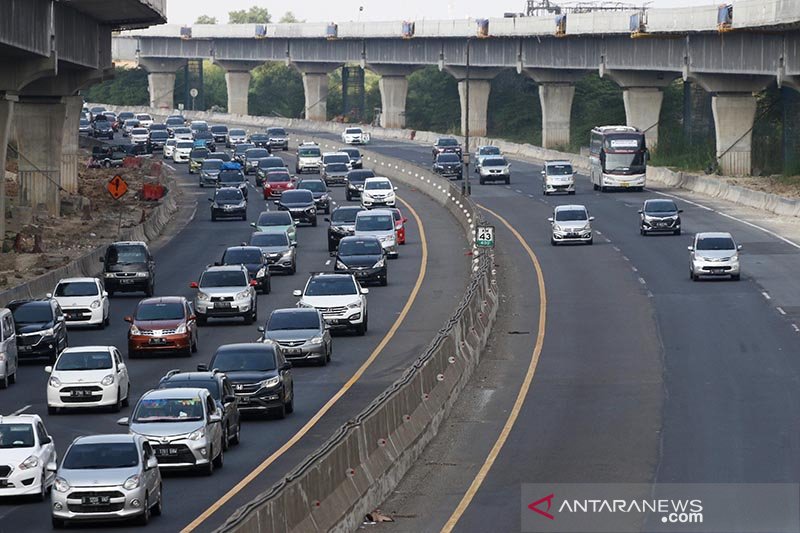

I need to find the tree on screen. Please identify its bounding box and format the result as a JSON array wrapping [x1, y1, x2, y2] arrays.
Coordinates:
[[249, 64, 304, 118], [405, 66, 460, 134], [195, 15, 218, 24], [82, 67, 149, 106], [228, 6, 271, 24], [279, 11, 302, 23]]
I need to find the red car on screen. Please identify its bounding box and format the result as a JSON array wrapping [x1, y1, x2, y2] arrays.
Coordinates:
[[263, 171, 295, 199], [125, 296, 198, 358], [388, 207, 408, 245]]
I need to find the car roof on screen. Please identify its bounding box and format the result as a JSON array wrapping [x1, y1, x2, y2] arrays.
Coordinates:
[[258, 210, 291, 218], [0, 414, 43, 425], [160, 371, 222, 382], [203, 265, 247, 273], [138, 296, 186, 305], [270, 307, 319, 317], [364, 177, 390, 183], [310, 272, 354, 280], [61, 346, 113, 354], [340, 235, 381, 244], [216, 186, 243, 193], [554, 204, 587, 211], [56, 277, 99, 284], [358, 208, 393, 216], [215, 342, 275, 353], [323, 151, 349, 156], [546, 159, 572, 164], [334, 205, 364, 212], [252, 228, 290, 237], [224, 246, 262, 253], [696, 232, 733, 239], [203, 158, 224, 164], [73, 434, 138, 445], [141, 387, 208, 400]]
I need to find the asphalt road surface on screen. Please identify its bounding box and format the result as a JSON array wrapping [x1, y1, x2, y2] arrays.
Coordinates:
[[292, 133, 800, 533], [0, 129, 469, 532]]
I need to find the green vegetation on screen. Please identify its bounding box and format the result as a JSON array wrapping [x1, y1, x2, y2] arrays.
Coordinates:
[[82, 68, 148, 106], [405, 67, 460, 134], [227, 7, 271, 24], [194, 15, 217, 24], [249, 64, 305, 118]]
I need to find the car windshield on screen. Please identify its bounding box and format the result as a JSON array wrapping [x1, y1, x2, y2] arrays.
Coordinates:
[[267, 173, 291, 183], [106, 245, 147, 265], [260, 158, 285, 169], [94, 120, 111, 128], [365, 181, 392, 191], [268, 128, 286, 136], [200, 270, 247, 288], [299, 181, 326, 193], [696, 237, 736, 251], [54, 281, 98, 297], [326, 163, 348, 172], [213, 347, 276, 372], [137, 114, 152, 121], [210, 126, 228, 133], [251, 233, 288, 247], [150, 131, 168, 140], [223, 249, 263, 264], [347, 171, 374, 183], [176, 141, 194, 149], [161, 380, 220, 400], [10, 303, 52, 324], [63, 442, 139, 469], [218, 171, 244, 184], [547, 164, 573, 175], [438, 138, 458, 147], [257, 212, 291, 226], [480, 147, 500, 155], [210, 152, 231, 161], [56, 351, 112, 371], [174, 128, 191, 134], [191, 123, 208, 131], [324, 155, 350, 165], [339, 239, 382, 256], [438, 154, 459, 163], [356, 214, 393, 231], [203, 160, 223, 171], [230, 129, 246, 136], [246, 149, 269, 159], [281, 190, 312, 203], [133, 397, 204, 423], [136, 302, 184, 321], [250, 134, 268, 141], [166, 117, 184, 126], [132, 128, 147, 135], [484, 158, 508, 166], [216, 189, 243, 202], [555, 209, 588, 222], [268, 311, 320, 331], [299, 147, 321, 157], [149, 124, 166, 131], [345, 128, 362, 134], [604, 152, 646, 173], [341, 149, 360, 157], [305, 277, 357, 296], [0, 424, 35, 448], [332, 208, 361, 224], [645, 200, 678, 213], [79, 119, 89, 126], [234, 144, 254, 154], [190, 149, 209, 159]]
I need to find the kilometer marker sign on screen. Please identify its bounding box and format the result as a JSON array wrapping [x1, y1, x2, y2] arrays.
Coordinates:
[[475, 225, 495, 248]]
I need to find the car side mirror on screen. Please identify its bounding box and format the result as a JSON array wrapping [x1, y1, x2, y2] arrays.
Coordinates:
[[402, 217, 408, 223], [46, 292, 52, 299], [678, 209, 684, 213], [123, 316, 133, 323], [257, 326, 265, 333], [290, 242, 297, 248], [99, 257, 105, 263], [188, 314, 196, 321], [44, 366, 53, 373], [250, 222, 257, 228], [102, 291, 108, 298], [197, 364, 208, 372], [223, 395, 236, 404], [274, 200, 280, 205], [41, 435, 52, 445], [117, 417, 129, 426], [146, 456, 159, 470], [293, 290, 302, 297], [208, 197, 213, 202], [687, 246, 694, 251], [589, 217, 595, 221], [209, 413, 222, 423], [637, 210, 643, 214], [540, 170, 545, 175], [737, 244, 743, 251], [361, 287, 369, 295], [282, 362, 292, 371], [324, 218, 330, 223], [189, 282, 199, 289], [547, 217, 554, 223], [394, 187, 398, 191]]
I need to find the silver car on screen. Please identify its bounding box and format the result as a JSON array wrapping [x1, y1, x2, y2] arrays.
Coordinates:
[[354, 209, 398, 258], [191, 265, 258, 325], [0, 308, 18, 388], [689, 232, 741, 281], [549, 205, 594, 245], [119, 387, 224, 475], [51, 434, 162, 527], [250, 229, 297, 275], [477, 155, 511, 185], [259, 308, 332, 365]]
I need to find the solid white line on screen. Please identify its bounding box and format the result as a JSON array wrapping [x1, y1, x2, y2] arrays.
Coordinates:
[[325, 259, 331, 266], [762, 291, 771, 300], [164, 163, 177, 172], [792, 324, 800, 333], [777, 307, 787, 316], [10, 405, 31, 416]]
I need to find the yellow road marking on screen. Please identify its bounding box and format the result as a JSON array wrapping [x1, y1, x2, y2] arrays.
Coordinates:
[[441, 203, 547, 533], [182, 196, 428, 532]]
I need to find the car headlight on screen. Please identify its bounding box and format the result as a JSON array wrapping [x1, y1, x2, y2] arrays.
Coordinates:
[[100, 374, 115, 386], [320, 194, 329, 201], [553, 224, 563, 232], [19, 455, 39, 470], [197, 292, 211, 302], [104, 272, 115, 278], [582, 224, 592, 231], [135, 272, 149, 278], [41, 327, 55, 338], [260, 376, 280, 388], [90, 299, 102, 309], [256, 267, 266, 278], [188, 428, 205, 441], [347, 302, 361, 309], [373, 258, 385, 268], [174, 323, 187, 334], [309, 335, 324, 344], [281, 249, 294, 258], [129, 324, 141, 335], [123, 474, 141, 490], [235, 289, 250, 300], [238, 202, 247, 208], [54, 477, 71, 493], [336, 260, 347, 269]]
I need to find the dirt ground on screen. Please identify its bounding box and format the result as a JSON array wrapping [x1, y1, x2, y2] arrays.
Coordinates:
[[1, 150, 171, 291], [720, 174, 800, 199]]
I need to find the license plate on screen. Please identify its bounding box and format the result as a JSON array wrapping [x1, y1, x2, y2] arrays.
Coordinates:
[[149, 338, 167, 345], [82, 496, 110, 505], [155, 447, 179, 456], [567, 233, 579, 238], [70, 390, 92, 397], [622, 182, 630, 187], [239, 396, 250, 404], [215, 302, 231, 308], [284, 348, 301, 355], [120, 279, 134, 284]]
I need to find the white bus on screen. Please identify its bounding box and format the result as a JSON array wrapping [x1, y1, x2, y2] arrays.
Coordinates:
[[589, 126, 648, 192]]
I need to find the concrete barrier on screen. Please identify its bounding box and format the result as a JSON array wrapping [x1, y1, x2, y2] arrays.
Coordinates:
[[0, 179, 180, 307]]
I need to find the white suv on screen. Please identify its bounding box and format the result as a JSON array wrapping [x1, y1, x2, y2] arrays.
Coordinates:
[[296, 143, 322, 174], [361, 177, 397, 209], [293, 273, 368, 335], [173, 140, 194, 163], [542, 160, 575, 195], [549, 205, 594, 245], [341, 127, 367, 145], [52, 277, 109, 328], [689, 232, 741, 281], [0, 414, 57, 499]]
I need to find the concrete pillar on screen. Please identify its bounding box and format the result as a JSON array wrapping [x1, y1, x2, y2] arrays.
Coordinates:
[[301, 72, 329, 122], [622, 88, 664, 150], [378, 76, 409, 129], [225, 71, 251, 115], [60, 95, 82, 194], [538, 84, 575, 149], [712, 93, 757, 176], [147, 72, 176, 110], [457, 79, 491, 137], [14, 99, 66, 216], [0, 95, 15, 241]]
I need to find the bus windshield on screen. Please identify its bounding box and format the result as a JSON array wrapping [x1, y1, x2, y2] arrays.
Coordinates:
[[603, 152, 646, 175]]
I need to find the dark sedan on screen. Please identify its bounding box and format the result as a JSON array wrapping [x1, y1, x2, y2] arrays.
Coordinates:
[[210, 187, 247, 221], [326, 205, 364, 252], [274, 189, 317, 226], [296, 178, 331, 214], [334, 236, 387, 286], [345, 169, 375, 201]]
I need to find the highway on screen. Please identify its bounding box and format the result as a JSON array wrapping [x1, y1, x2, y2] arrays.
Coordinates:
[[286, 133, 800, 532], [0, 130, 470, 532]]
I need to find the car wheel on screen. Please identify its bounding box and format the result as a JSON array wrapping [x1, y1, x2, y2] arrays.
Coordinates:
[[674, 229, 681, 236], [135, 495, 150, 525], [151, 485, 163, 516], [36, 474, 47, 502], [0, 374, 8, 390], [505, 177, 511, 185], [48, 405, 58, 415], [8, 370, 16, 384], [104, 313, 110, 327], [327, 345, 332, 363], [289, 263, 296, 275], [690, 269, 698, 281], [325, 205, 330, 215], [145, 283, 154, 298], [593, 182, 599, 191], [265, 278, 271, 294], [586, 237, 593, 245], [122, 384, 130, 407], [550, 238, 557, 246], [231, 423, 241, 445], [285, 394, 294, 414], [346, 192, 351, 201], [381, 275, 388, 287], [107, 290, 114, 298], [203, 452, 215, 476], [568, 191, 576, 195], [191, 333, 198, 353], [111, 388, 122, 413], [275, 400, 287, 419], [640, 228, 646, 236], [479, 178, 485, 185], [199, 181, 204, 188], [211, 213, 217, 222], [222, 425, 230, 451]]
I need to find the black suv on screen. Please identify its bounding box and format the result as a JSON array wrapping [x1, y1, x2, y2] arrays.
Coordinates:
[[326, 205, 364, 252], [345, 169, 375, 201], [218, 246, 272, 293], [210, 125, 229, 144], [92, 118, 114, 140], [158, 368, 242, 449], [148, 130, 169, 152], [432, 137, 462, 161], [433, 153, 463, 180], [101, 241, 155, 296], [274, 189, 317, 226], [210, 187, 247, 221], [8, 298, 68, 362], [206, 343, 294, 418], [335, 236, 387, 286], [295, 178, 331, 214]]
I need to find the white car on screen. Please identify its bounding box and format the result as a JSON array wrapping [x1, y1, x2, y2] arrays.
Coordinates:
[[293, 273, 368, 335], [549, 205, 594, 245], [354, 209, 398, 258], [361, 177, 397, 209], [172, 127, 193, 141], [542, 160, 575, 195], [322, 151, 352, 171], [130, 128, 149, 145], [689, 232, 741, 281], [46, 346, 131, 414], [163, 139, 177, 159], [173, 140, 194, 163], [52, 277, 109, 328], [0, 414, 57, 499], [341, 127, 368, 145], [477, 155, 511, 185], [296, 143, 322, 174], [227, 128, 248, 147], [135, 113, 153, 128]]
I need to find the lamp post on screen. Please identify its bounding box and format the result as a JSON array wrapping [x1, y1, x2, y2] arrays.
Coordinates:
[[463, 37, 471, 196]]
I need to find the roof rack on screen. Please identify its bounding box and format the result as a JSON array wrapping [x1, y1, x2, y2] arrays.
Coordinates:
[[164, 369, 182, 379]]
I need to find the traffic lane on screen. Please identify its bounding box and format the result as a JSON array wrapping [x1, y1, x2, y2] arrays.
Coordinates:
[[0, 148, 430, 531]]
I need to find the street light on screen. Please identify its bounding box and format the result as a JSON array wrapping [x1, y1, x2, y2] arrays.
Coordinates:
[[463, 37, 471, 196]]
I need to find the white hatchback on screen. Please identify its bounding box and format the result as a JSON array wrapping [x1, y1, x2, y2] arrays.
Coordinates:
[[173, 140, 194, 163], [52, 277, 109, 328], [46, 346, 131, 414], [0, 414, 57, 499], [549, 205, 594, 245], [361, 177, 397, 209]]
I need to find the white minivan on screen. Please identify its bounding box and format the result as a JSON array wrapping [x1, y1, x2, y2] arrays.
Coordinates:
[[354, 209, 398, 258], [542, 160, 576, 195]]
